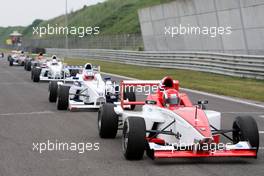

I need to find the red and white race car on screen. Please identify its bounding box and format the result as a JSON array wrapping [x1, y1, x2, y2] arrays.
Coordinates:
[[98, 76, 259, 160]]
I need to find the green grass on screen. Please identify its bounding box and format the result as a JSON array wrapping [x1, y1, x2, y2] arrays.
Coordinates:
[[0, 26, 25, 44], [22, 0, 174, 38], [64, 58, 264, 102], [1, 0, 175, 41]]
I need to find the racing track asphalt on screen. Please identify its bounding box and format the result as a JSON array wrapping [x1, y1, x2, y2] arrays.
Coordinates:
[[0, 58, 263, 176]]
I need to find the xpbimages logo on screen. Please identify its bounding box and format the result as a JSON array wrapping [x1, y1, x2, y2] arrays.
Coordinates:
[[32, 140, 100, 154], [165, 24, 232, 38], [32, 24, 100, 38]]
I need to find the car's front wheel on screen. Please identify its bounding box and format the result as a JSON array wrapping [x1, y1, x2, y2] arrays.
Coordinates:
[[122, 117, 146, 160], [32, 68, 41, 82], [57, 85, 70, 110], [49, 81, 58, 102], [26, 61, 32, 71], [9, 59, 13, 66], [233, 116, 259, 152]]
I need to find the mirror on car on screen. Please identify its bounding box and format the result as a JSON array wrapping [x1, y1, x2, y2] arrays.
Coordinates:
[[145, 100, 157, 105], [197, 100, 208, 105], [104, 77, 111, 81]]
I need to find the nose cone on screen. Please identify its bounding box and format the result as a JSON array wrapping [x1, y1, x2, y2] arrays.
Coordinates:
[[96, 87, 105, 97], [174, 107, 212, 138]]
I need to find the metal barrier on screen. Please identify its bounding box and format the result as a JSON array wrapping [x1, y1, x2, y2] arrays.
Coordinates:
[[46, 48, 264, 80]]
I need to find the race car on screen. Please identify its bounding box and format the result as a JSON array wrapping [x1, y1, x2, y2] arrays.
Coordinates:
[[98, 76, 259, 160], [7, 50, 18, 61], [31, 55, 80, 82], [24, 52, 46, 71], [8, 50, 28, 66], [49, 63, 119, 110]]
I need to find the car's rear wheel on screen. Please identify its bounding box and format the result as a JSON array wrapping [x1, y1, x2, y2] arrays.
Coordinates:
[[70, 69, 79, 76], [32, 68, 41, 82], [49, 81, 58, 102], [98, 103, 118, 138], [122, 117, 146, 160], [124, 87, 136, 110], [233, 116, 259, 152], [57, 85, 70, 110]]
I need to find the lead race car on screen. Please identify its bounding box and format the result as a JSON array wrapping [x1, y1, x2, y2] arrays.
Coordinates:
[[31, 55, 81, 82], [49, 63, 120, 110], [98, 76, 259, 160]]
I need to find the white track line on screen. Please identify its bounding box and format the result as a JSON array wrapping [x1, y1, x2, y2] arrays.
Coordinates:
[[221, 112, 264, 114], [259, 115, 264, 118], [259, 131, 264, 134], [0, 111, 54, 116], [102, 72, 264, 109], [182, 88, 264, 109]]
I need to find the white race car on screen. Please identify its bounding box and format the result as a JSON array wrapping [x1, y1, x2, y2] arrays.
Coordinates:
[[8, 50, 27, 66], [49, 63, 119, 110], [31, 56, 80, 82], [98, 77, 259, 160]]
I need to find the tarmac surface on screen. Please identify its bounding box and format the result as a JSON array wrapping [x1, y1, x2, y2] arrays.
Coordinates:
[[0, 58, 263, 176]]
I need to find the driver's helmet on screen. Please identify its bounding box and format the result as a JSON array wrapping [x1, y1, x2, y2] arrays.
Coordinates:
[[163, 88, 180, 107], [83, 70, 94, 81], [51, 58, 58, 65], [20, 51, 25, 56], [52, 55, 57, 60], [37, 52, 43, 60]]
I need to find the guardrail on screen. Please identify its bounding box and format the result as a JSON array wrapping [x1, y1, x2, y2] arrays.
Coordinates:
[[46, 48, 264, 80]]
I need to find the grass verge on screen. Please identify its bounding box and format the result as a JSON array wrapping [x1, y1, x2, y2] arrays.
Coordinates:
[[65, 58, 264, 102]]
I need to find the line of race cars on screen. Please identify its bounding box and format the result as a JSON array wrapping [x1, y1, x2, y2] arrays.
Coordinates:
[[7, 50, 260, 161]]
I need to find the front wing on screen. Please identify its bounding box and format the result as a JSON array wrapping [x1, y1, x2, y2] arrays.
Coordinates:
[[68, 97, 105, 111], [147, 141, 257, 159]]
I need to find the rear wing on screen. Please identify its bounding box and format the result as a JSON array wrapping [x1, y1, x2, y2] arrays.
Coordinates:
[[64, 65, 83, 70], [120, 80, 160, 109], [65, 65, 83, 75], [120, 79, 180, 109]]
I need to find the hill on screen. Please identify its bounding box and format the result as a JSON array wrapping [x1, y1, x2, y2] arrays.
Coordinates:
[[22, 0, 174, 37]]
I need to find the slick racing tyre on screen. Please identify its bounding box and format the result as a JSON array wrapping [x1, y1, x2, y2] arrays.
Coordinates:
[[124, 87, 136, 110], [49, 81, 58, 102], [57, 85, 70, 110], [7, 55, 11, 61], [9, 59, 13, 66], [32, 68, 41, 82], [24, 60, 27, 70], [70, 69, 79, 77], [98, 103, 118, 138], [31, 69, 34, 80], [233, 116, 259, 152], [122, 117, 146, 160], [26, 61, 32, 71]]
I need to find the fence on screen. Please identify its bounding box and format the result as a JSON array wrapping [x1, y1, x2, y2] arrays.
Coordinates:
[[46, 48, 264, 80], [22, 34, 143, 50]]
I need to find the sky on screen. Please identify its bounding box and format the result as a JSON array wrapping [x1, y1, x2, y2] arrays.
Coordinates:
[[0, 0, 105, 27]]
